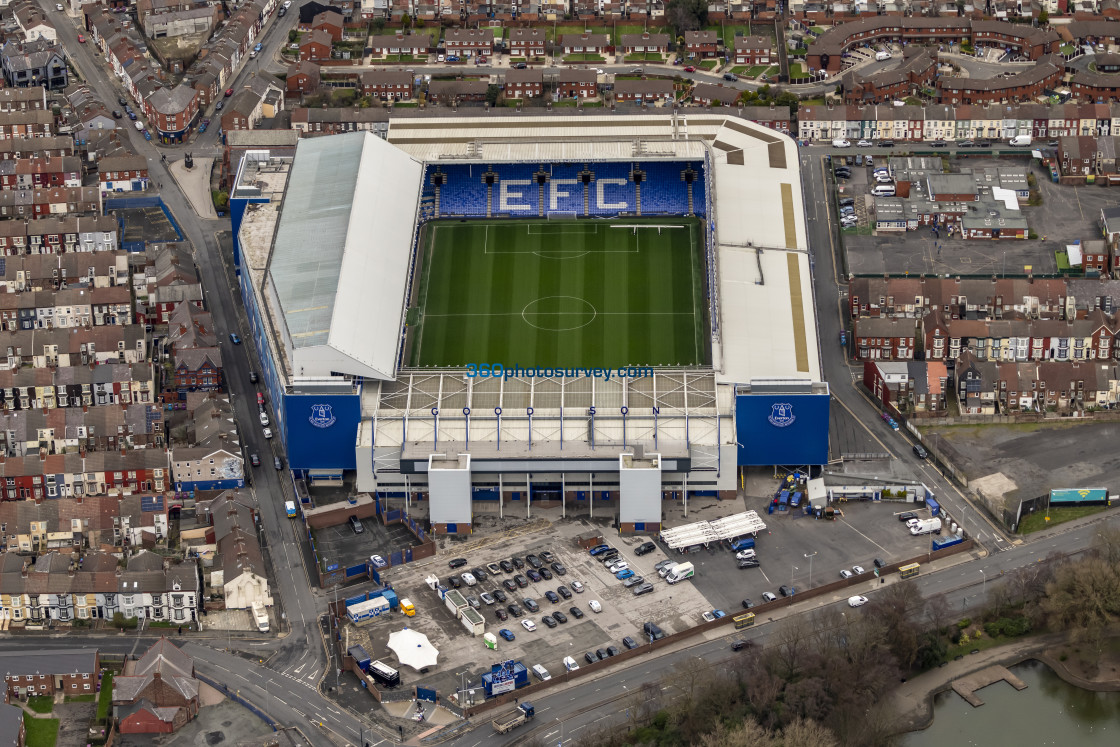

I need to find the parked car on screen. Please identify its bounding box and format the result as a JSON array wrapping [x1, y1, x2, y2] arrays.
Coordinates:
[[654, 559, 675, 572], [471, 567, 488, 581], [633, 583, 654, 596], [525, 554, 542, 569], [623, 576, 644, 588], [229, 333, 241, 344], [541, 615, 557, 628], [584, 652, 597, 664], [539, 567, 553, 581], [741, 598, 754, 609], [348, 516, 364, 534], [557, 586, 572, 599], [761, 591, 778, 602], [738, 559, 760, 569], [514, 574, 528, 588], [723, 73, 738, 81], [448, 558, 468, 568], [898, 511, 918, 523], [839, 197, 855, 207], [527, 569, 542, 583], [958, 140, 975, 147], [448, 576, 461, 589], [589, 600, 602, 613], [485, 562, 501, 575], [735, 549, 756, 560], [499, 628, 515, 641], [499, 560, 515, 573], [523, 598, 540, 613], [466, 596, 480, 609], [589, 544, 611, 556], [731, 639, 752, 651], [539, 551, 556, 564], [616, 569, 635, 580], [502, 579, 517, 592], [841, 216, 859, 227], [879, 140, 895, 147], [840, 569, 853, 579], [544, 591, 559, 603], [622, 636, 639, 650], [480, 592, 495, 605], [550, 562, 567, 576], [508, 603, 523, 617], [848, 595, 869, 607], [553, 610, 568, 624], [874, 557, 886, 569], [702, 611, 716, 622], [913, 444, 929, 459], [684, 65, 695, 72], [461, 572, 477, 586], [493, 589, 508, 603], [607, 559, 629, 572], [606, 645, 621, 657], [779, 585, 795, 597], [521, 619, 537, 632], [635, 542, 656, 555], [569, 606, 584, 619], [77, 34, 86, 43], [595, 648, 608, 660], [262, 427, 273, 439], [495, 608, 508, 621], [852, 565, 866, 575], [225, 88, 234, 97], [857, 139, 873, 147], [570, 580, 585, 593]]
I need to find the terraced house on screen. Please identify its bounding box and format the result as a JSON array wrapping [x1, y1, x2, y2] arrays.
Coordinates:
[[0, 550, 198, 625], [0, 649, 99, 697]]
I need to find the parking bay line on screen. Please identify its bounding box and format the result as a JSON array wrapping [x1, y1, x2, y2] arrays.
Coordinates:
[[837, 518, 889, 554]]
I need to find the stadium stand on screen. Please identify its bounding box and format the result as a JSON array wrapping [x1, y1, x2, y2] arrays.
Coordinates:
[[422, 161, 707, 219]]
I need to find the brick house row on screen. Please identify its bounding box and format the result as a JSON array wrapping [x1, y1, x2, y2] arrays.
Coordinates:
[[0, 215, 117, 255], [0, 186, 101, 221], [0, 155, 76, 191]]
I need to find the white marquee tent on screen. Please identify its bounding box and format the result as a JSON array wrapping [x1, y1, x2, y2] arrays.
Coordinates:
[[387, 628, 440, 671]]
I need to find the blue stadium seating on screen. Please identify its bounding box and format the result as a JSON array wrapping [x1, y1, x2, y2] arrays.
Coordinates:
[[420, 161, 706, 220]]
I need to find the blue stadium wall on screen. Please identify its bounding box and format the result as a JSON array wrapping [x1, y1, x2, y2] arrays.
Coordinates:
[[229, 195, 270, 270], [736, 392, 830, 466], [282, 391, 361, 474]]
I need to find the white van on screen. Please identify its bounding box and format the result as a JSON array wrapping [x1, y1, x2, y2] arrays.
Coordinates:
[[1009, 134, 1032, 147], [832, 138, 851, 148], [666, 562, 695, 584], [875, 50, 892, 61], [532, 664, 551, 681], [871, 184, 896, 197], [658, 562, 679, 579], [134, 120, 144, 132], [563, 656, 579, 672]]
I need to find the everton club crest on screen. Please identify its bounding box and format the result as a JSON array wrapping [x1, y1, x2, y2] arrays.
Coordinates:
[[768, 403, 795, 428], [309, 404, 336, 429]]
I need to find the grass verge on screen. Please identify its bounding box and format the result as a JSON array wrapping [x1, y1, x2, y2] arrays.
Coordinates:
[[1018, 505, 1109, 534], [25, 718, 59, 747], [97, 672, 114, 721]]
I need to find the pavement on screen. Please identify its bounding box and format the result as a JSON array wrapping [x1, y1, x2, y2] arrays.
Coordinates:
[[168, 157, 217, 220]]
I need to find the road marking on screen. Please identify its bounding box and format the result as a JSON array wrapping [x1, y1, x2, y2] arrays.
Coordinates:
[[292, 708, 305, 717]]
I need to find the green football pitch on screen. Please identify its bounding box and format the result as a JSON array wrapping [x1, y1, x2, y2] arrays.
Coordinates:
[[407, 218, 709, 369]]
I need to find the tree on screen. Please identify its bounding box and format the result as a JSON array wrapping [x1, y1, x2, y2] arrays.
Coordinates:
[[781, 717, 840, 747], [666, 0, 707, 34], [1039, 9, 1050, 25], [1042, 556, 1120, 657], [400, 12, 411, 27], [485, 84, 501, 107]]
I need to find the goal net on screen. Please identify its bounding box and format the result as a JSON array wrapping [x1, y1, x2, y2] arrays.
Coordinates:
[[546, 210, 580, 220]]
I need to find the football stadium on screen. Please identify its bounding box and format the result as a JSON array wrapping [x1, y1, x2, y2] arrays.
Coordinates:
[[230, 112, 829, 533]]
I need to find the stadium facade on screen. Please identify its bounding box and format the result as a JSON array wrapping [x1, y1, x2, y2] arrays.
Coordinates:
[[230, 112, 828, 533]]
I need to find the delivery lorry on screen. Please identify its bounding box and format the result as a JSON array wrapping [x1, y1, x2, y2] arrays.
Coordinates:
[[492, 702, 535, 734], [909, 518, 943, 536], [284, 501, 297, 517], [251, 601, 269, 632]]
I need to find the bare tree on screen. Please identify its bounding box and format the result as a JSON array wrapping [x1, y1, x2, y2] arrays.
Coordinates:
[[780, 717, 840, 747], [768, 614, 812, 680], [1094, 523, 1120, 565]]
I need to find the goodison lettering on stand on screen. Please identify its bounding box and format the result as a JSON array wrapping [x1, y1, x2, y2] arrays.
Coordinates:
[[498, 179, 631, 213]]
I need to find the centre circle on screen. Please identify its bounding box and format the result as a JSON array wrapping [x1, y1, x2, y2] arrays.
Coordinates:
[[521, 296, 597, 332]]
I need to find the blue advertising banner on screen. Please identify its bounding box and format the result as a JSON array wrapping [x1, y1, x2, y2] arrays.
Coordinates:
[[283, 392, 361, 472], [736, 392, 830, 466], [1049, 488, 1107, 505]]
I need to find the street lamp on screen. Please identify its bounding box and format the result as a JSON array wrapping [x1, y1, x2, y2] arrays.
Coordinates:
[[791, 565, 798, 588], [980, 569, 986, 598], [804, 552, 817, 588]]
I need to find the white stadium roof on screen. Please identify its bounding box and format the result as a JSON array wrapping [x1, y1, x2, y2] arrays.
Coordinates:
[[267, 132, 423, 380]]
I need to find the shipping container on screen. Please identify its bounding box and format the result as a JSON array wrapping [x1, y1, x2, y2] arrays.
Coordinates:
[[348, 597, 390, 623], [460, 605, 485, 635], [347, 645, 371, 672], [370, 660, 401, 688]]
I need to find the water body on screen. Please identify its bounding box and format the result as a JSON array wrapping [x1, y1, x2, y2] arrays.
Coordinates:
[[903, 660, 1120, 747]]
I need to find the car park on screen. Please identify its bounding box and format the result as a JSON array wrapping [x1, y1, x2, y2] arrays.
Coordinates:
[[527, 569, 542, 582], [480, 592, 495, 605], [544, 591, 559, 603], [553, 610, 568, 624], [550, 562, 567, 576], [848, 595, 869, 607], [779, 585, 795, 597], [606, 645, 621, 657], [557, 586, 572, 599], [348, 516, 363, 534], [852, 565, 866, 575], [569, 606, 584, 619], [840, 569, 853, 579], [633, 583, 654, 596], [502, 579, 517, 592], [499, 560, 514, 573], [485, 562, 501, 575], [523, 598, 540, 613], [570, 580, 585, 593], [589, 600, 602, 613], [495, 608, 508, 621], [622, 636, 639, 650], [493, 589, 507, 603], [539, 567, 554, 581], [616, 569, 635, 580], [541, 615, 557, 628], [514, 574, 528, 588], [623, 576, 644, 588], [499, 628, 515, 641], [762, 591, 778, 602], [521, 619, 536, 631], [508, 603, 523, 617], [449, 558, 468, 568]]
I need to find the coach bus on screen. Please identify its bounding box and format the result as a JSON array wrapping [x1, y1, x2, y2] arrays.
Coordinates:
[[733, 612, 756, 630], [899, 563, 920, 579]]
